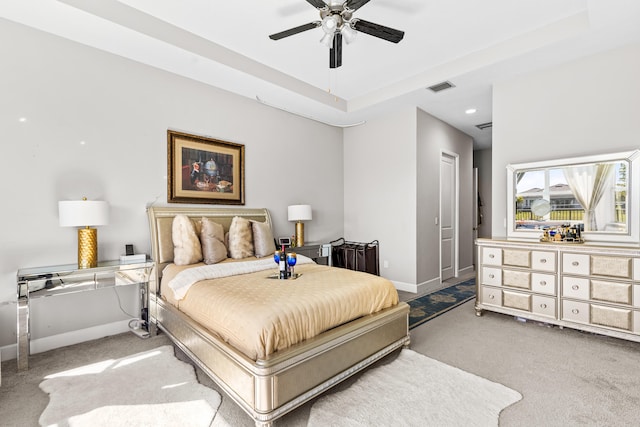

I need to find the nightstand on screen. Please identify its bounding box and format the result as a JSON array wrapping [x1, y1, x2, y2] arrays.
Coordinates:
[[16, 259, 154, 370], [288, 243, 331, 265]]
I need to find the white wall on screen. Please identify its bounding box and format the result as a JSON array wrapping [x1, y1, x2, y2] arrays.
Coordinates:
[[492, 43, 640, 238], [417, 109, 474, 290], [343, 108, 418, 286], [0, 20, 344, 359]]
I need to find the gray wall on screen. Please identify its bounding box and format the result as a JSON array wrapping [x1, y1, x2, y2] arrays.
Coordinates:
[[343, 108, 418, 286], [491, 43, 640, 239], [344, 107, 473, 292], [0, 20, 344, 358], [474, 149, 492, 239], [417, 109, 474, 289]]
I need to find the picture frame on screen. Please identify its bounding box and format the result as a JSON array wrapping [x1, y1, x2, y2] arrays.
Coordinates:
[[167, 130, 245, 205]]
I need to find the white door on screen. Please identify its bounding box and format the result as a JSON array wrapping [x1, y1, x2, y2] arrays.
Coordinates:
[[441, 153, 458, 280]]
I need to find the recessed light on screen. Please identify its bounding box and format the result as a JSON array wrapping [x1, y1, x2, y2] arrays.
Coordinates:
[[80, 141, 86, 145], [18, 117, 27, 122], [465, 108, 477, 115]]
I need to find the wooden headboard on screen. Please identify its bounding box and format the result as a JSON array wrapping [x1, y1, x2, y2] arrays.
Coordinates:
[[146, 206, 272, 277]]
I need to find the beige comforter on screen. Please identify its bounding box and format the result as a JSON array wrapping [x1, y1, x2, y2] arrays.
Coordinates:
[[161, 261, 399, 360]]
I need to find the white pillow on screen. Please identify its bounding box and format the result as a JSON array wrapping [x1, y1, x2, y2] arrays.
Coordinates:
[[172, 215, 202, 265]]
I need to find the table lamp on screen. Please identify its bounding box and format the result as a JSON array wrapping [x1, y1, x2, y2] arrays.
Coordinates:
[[288, 204, 312, 247], [59, 198, 109, 268]]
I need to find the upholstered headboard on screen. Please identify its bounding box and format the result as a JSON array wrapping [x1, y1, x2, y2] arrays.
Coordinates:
[[146, 206, 272, 277]]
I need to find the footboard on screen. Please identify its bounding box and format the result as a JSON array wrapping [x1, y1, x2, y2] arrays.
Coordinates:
[[153, 294, 409, 425]]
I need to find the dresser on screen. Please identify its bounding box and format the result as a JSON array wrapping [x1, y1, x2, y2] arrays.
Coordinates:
[[476, 239, 640, 342]]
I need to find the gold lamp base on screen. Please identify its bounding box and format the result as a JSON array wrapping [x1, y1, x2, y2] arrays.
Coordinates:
[[295, 221, 305, 248], [78, 226, 98, 269]]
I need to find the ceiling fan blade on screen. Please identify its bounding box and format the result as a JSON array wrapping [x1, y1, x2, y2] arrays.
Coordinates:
[[306, 0, 328, 9], [352, 19, 404, 43], [330, 32, 342, 68], [269, 22, 321, 40], [344, 0, 371, 11]]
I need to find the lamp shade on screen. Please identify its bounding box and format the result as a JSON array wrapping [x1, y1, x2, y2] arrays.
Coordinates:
[[59, 200, 109, 227], [288, 205, 312, 222]]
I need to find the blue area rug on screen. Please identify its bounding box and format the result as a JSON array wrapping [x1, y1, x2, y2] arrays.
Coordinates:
[[408, 279, 476, 330]]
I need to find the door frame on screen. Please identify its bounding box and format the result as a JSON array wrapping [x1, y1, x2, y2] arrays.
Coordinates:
[[440, 150, 460, 281]]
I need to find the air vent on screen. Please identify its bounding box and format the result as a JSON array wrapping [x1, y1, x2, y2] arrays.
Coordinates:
[[476, 122, 492, 130], [427, 81, 455, 92]]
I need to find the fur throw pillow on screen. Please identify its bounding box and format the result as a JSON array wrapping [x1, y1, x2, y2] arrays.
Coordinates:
[[172, 215, 202, 265], [200, 217, 227, 265], [228, 216, 254, 259]]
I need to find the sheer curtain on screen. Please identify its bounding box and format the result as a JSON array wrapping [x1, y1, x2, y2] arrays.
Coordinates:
[[563, 163, 614, 231]]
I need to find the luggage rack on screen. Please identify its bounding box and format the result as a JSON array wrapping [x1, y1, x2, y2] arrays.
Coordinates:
[[330, 238, 380, 276]]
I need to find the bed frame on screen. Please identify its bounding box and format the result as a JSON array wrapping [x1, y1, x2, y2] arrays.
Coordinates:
[[146, 206, 410, 426]]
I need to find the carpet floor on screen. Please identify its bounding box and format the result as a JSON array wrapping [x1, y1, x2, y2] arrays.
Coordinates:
[[4, 291, 640, 426], [407, 279, 476, 329]]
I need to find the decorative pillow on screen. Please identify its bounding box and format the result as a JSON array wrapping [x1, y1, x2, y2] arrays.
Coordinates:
[[172, 215, 202, 265], [252, 220, 276, 258], [200, 217, 227, 265], [228, 216, 254, 259]]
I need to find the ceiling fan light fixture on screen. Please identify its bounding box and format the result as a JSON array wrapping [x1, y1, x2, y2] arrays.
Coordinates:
[[341, 23, 357, 44], [320, 32, 335, 47], [321, 15, 339, 34]]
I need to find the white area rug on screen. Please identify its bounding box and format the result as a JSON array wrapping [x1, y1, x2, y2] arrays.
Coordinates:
[[308, 349, 521, 427], [39, 345, 221, 427]]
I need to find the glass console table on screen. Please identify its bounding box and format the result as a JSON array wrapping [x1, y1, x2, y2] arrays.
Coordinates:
[[16, 260, 155, 370]]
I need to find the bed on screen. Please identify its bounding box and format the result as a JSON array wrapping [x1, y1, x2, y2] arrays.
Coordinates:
[[146, 206, 410, 426]]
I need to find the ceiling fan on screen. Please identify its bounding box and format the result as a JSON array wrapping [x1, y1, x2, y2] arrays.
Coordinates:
[[269, 0, 405, 69]]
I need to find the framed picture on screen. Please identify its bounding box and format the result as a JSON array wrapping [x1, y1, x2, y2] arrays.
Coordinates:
[[167, 130, 245, 205]]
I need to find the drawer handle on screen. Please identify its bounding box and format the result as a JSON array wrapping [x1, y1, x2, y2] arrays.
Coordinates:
[[489, 254, 495, 259], [540, 259, 547, 264], [572, 308, 579, 314], [489, 294, 495, 300], [489, 274, 495, 279], [572, 261, 579, 266], [572, 284, 579, 291], [539, 280, 547, 286], [540, 303, 547, 309]]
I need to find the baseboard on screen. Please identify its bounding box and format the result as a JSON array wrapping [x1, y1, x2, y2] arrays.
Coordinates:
[[393, 277, 441, 294], [0, 319, 132, 362], [458, 265, 475, 277], [392, 280, 418, 293]]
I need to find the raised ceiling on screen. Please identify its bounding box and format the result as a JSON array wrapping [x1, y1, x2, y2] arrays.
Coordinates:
[[2, 0, 640, 149]]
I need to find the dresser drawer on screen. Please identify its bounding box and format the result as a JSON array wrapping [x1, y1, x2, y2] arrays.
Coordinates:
[[482, 247, 502, 266], [562, 300, 590, 324], [503, 290, 531, 311], [531, 273, 556, 295], [634, 259, 640, 281], [503, 269, 530, 289], [481, 286, 502, 307], [503, 249, 530, 268], [634, 285, 640, 308], [562, 277, 590, 300], [482, 267, 502, 286], [532, 251, 556, 272], [590, 255, 632, 279], [591, 304, 632, 331], [563, 253, 590, 276], [532, 295, 556, 318], [590, 280, 632, 305]]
